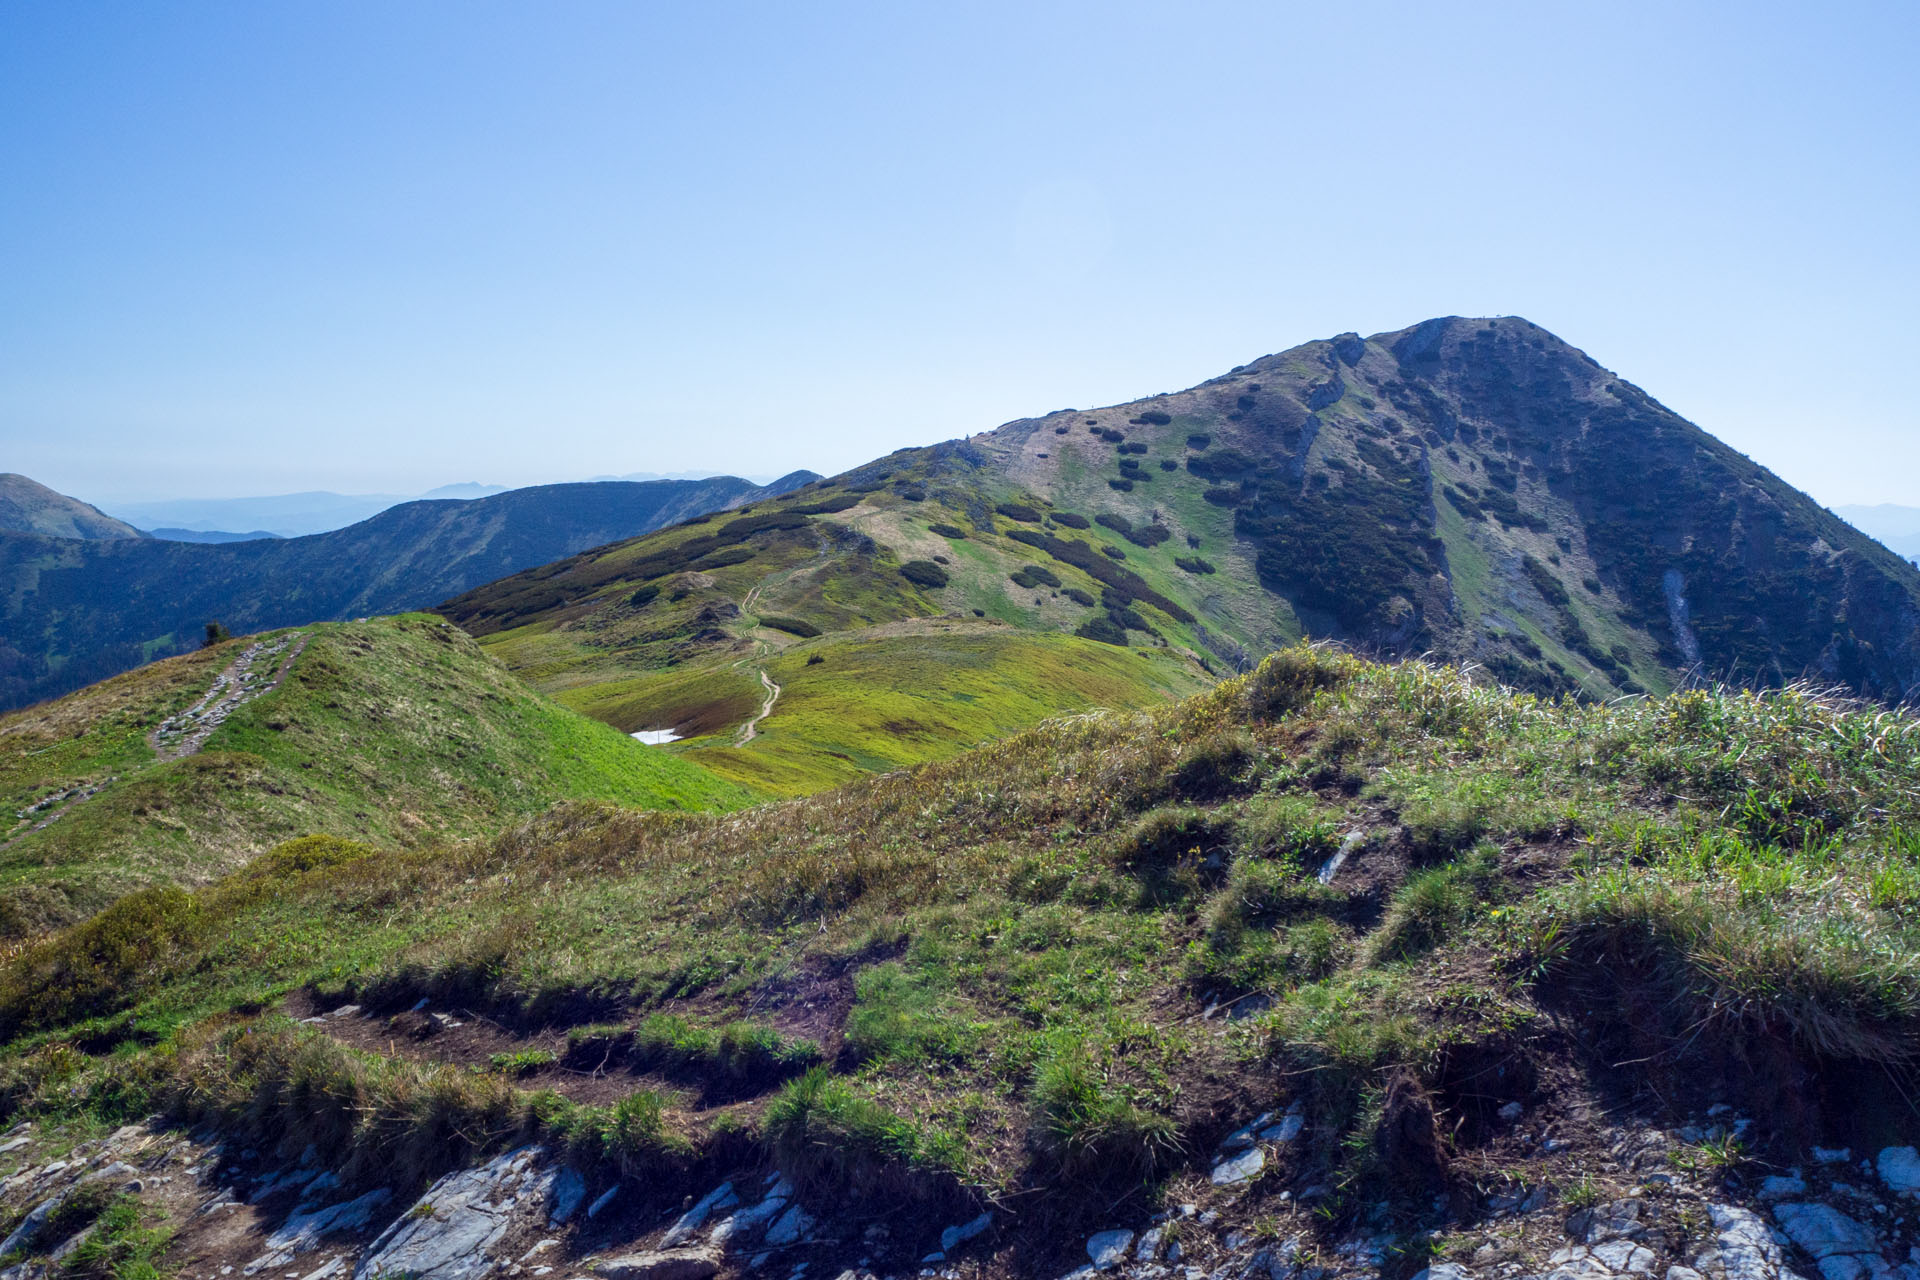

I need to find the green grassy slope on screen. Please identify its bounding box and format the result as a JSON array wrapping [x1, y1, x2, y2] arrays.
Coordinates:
[[442, 489, 1217, 794], [0, 614, 750, 936], [6, 647, 1920, 1265]]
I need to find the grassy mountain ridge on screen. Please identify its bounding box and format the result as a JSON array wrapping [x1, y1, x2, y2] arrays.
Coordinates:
[[0, 472, 816, 712], [0, 613, 748, 937], [0, 473, 146, 542], [5, 646, 1920, 1271], [441, 317, 1920, 798]]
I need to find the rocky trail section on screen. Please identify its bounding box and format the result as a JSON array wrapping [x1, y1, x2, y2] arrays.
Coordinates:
[[150, 632, 307, 761], [12, 1097, 1920, 1280], [0, 633, 309, 854]]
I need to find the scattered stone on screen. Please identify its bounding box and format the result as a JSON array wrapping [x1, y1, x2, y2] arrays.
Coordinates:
[[1815, 1149, 1853, 1165], [1877, 1149, 1920, 1197], [1590, 1240, 1657, 1274], [1762, 1175, 1810, 1200], [1136, 1227, 1165, 1262], [547, 1169, 587, 1226], [940, 1212, 992, 1255], [662, 1184, 739, 1248], [1222, 1115, 1274, 1152], [245, 1189, 393, 1274], [763, 1204, 815, 1248], [1412, 1266, 1476, 1280], [354, 1146, 556, 1280], [1087, 1230, 1134, 1270], [587, 1185, 620, 1219], [1772, 1202, 1878, 1259], [1263, 1115, 1306, 1143], [0, 1196, 60, 1258], [595, 1250, 722, 1280], [1569, 1200, 1648, 1245], [1711, 1204, 1785, 1280], [709, 1179, 794, 1247], [1211, 1147, 1265, 1186]]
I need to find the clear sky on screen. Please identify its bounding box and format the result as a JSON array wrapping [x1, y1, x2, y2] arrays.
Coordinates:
[[2, 2, 1915, 505]]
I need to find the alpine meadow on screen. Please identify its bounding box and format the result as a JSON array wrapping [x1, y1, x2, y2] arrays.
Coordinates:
[[4, 8, 1918, 1280]]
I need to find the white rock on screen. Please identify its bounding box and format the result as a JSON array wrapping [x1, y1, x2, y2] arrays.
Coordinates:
[[1135, 1227, 1164, 1261], [1879, 1149, 1920, 1196], [1499, 1102, 1525, 1122], [243, 1189, 392, 1275], [1087, 1230, 1134, 1271], [763, 1204, 815, 1248], [662, 1184, 740, 1249], [1262, 1115, 1306, 1142], [1667, 1268, 1706, 1280], [587, 1185, 620, 1219], [1210, 1147, 1265, 1186], [1816, 1149, 1854, 1165], [1763, 1175, 1810, 1199], [1713, 1204, 1785, 1280], [1412, 1266, 1477, 1280], [1591, 1240, 1657, 1274], [1774, 1203, 1878, 1258], [939, 1212, 992, 1255]]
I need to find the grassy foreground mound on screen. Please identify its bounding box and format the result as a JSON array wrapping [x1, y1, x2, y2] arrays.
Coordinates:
[[5, 646, 1920, 1253], [0, 614, 750, 937]]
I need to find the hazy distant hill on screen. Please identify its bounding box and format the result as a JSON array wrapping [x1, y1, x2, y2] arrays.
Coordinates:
[[0, 474, 146, 541], [441, 316, 1920, 794], [0, 473, 815, 710], [1837, 504, 1920, 561], [100, 483, 514, 538], [148, 528, 283, 544]]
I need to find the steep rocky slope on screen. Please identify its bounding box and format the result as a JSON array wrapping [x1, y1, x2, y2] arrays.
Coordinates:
[[0, 473, 815, 711], [442, 317, 1920, 795]]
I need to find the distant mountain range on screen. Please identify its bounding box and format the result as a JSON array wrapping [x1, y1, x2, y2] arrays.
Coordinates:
[[1837, 504, 1920, 562], [0, 472, 815, 710], [98, 483, 513, 538], [96, 477, 794, 539]]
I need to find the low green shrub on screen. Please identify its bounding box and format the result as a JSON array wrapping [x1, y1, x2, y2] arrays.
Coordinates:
[[759, 615, 822, 638], [1029, 1039, 1179, 1186], [1363, 846, 1499, 963], [763, 1068, 965, 1207]]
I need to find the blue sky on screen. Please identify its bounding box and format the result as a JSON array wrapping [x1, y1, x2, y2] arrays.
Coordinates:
[[2, 2, 1915, 504]]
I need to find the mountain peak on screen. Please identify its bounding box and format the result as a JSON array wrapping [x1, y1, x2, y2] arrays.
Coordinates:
[[0, 473, 147, 541]]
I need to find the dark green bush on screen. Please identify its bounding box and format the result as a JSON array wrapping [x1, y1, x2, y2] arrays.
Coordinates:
[[1095, 513, 1132, 534], [899, 560, 950, 588], [1063, 587, 1096, 607], [1175, 556, 1216, 574], [760, 616, 822, 638], [995, 502, 1042, 522], [1051, 512, 1090, 529], [927, 523, 968, 539], [1124, 524, 1170, 548], [1075, 615, 1127, 646], [628, 583, 660, 607], [1130, 410, 1173, 426]]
